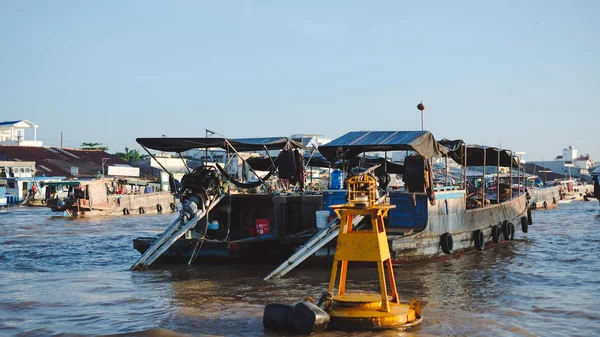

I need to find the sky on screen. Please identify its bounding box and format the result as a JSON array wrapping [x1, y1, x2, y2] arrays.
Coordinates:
[[1, 0, 598, 162]]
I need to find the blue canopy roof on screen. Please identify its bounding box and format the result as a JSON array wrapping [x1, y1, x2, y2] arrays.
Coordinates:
[[318, 131, 447, 161]]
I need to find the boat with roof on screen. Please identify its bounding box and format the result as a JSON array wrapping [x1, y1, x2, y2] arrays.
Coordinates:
[[44, 178, 176, 218], [129, 131, 532, 272]]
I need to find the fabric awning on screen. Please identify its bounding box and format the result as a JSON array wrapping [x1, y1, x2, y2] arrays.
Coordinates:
[[318, 131, 447, 162]]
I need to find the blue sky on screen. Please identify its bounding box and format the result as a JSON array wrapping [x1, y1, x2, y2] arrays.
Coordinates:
[[1, 1, 598, 161]]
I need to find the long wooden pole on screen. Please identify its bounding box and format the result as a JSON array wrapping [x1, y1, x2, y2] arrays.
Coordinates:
[[482, 148, 486, 206]]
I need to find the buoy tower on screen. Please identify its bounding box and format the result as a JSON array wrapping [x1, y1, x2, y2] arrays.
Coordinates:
[[326, 173, 422, 330]]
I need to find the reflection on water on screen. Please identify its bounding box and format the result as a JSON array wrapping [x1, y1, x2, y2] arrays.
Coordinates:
[[1, 204, 599, 336]]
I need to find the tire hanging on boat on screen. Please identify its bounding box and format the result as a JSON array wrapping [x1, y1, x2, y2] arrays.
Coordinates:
[[552, 197, 557, 205], [139, 207, 145, 214], [123, 208, 130, 215], [492, 225, 501, 243], [502, 220, 511, 241], [543, 201, 547, 209], [521, 216, 529, 233], [530, 202, 537, 210], [170, 202, 176, 212], [156, 204, 163, 213], [509, 222, 515, 240], [473, 229, 485, 251], [440, 232, 454, 254]]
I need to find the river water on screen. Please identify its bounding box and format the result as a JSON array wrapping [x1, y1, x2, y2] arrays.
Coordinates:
[[1, 202, 599, 337]]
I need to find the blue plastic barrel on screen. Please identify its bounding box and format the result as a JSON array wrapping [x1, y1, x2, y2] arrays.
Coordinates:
[[330, 169, 343, 189]]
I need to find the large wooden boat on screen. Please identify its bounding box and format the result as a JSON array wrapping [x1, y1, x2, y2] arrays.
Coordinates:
[[131, 131, 532, 271], [45, 179, 176, 217], [130, 136, 324, 269], [309, 131, 530, 265]]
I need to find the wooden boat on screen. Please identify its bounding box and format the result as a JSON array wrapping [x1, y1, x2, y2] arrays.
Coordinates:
[[309, 132, 530, 265], [44, 179, 176, 217], [527, 185, 560, 210], [131, 131, 531, 271], [130, 136, 324, 269]]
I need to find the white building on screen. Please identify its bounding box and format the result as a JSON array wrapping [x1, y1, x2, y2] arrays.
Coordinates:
[[530, 146, 594, 179], [0, 120, 43, 147]]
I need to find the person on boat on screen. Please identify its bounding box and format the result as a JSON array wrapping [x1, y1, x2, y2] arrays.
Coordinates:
[[144, 184, 152, 194]]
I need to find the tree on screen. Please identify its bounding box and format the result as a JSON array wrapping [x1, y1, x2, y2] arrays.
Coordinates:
[[80, 142, 109, 151], [114, 147, 146, 164]]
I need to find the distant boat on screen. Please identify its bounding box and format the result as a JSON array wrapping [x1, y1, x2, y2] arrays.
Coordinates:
[[44, 179, 176, 218]]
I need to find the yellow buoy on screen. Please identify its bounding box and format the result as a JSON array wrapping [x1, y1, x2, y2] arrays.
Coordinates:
[[326, 174, 422, 330]]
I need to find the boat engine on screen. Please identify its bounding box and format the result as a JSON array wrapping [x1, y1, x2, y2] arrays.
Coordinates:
[[178, 166, 222, 217]]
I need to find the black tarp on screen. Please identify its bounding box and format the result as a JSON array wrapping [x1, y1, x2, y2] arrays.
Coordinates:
[[439, 139, 465, 164], [244, 153, 404, 174], [318, 131, 447, 162], [439, 139, 519, 168], [463, 146, 519, 167], [136, 137, 306, 153]]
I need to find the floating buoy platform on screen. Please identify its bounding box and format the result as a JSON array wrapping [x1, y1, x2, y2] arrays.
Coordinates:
[[263, 170, 422, 333], [325, 173, 422, 330]]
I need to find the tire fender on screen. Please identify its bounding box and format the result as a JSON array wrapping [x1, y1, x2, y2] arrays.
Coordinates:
[[440, 232, 454, 254], [473, 229, 484, 251]]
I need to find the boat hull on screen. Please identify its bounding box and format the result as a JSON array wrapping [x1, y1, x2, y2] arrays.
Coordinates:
[[47, 192, 177, 218], [132, 191, 529, 266], [528, 186, 560, 210]]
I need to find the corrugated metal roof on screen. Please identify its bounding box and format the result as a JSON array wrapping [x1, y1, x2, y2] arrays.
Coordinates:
[[0, 146, 126, 178]]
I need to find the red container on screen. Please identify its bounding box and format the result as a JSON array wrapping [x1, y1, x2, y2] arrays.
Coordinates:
[[248, 225, 256, 237], [256, 218, 270, 236]]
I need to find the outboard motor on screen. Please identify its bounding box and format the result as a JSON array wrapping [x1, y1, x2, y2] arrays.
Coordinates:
[[179, 166, 222, 210]]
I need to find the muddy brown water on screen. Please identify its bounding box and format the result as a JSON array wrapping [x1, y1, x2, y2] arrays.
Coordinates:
[[1, 202, 599, 336]]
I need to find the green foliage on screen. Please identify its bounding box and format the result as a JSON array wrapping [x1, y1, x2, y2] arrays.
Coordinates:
[[80, 142, 109, 151], [114, 147, 146, 164]]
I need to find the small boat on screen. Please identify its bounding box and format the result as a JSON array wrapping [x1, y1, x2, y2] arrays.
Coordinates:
[[44, 179, 176, 218], [525, 177, 560, 210]]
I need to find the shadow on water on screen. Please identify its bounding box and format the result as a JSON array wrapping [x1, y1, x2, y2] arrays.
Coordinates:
[[1, 203, 599, 336]]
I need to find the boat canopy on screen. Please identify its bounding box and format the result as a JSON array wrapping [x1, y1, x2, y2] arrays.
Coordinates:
[[318, 131, 447, 162], [245, 153, 404, 174], [136, 137, 306, 153], [439, 139, 519, 168]]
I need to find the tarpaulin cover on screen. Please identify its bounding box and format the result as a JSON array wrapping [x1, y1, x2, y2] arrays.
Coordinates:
[[463, 145, 519, 167], [318, 131, 447, 162], [440, 139, 519, 168]]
